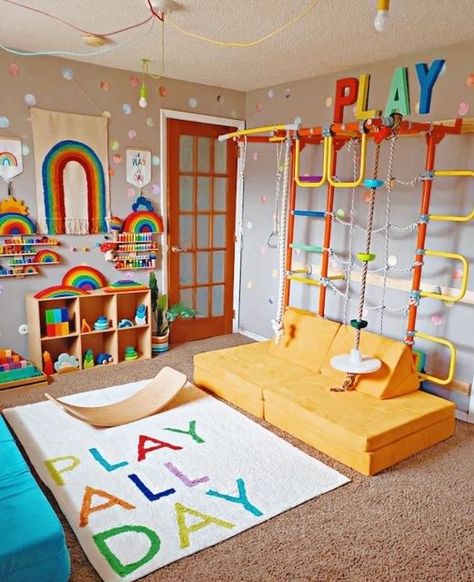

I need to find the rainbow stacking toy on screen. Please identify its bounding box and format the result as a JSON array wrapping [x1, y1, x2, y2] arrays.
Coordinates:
[[0, 348, 47, 391]]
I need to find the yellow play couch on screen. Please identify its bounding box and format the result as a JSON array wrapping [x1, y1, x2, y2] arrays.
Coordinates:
[[194, 308, 455, 475]]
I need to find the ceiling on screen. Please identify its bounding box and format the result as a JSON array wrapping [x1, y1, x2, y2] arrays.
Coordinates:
[[1, 0, 474, 91]]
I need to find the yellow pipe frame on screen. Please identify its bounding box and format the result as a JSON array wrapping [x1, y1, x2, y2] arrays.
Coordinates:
[[287, 274, 344, 286], [293, 137, 328, 188], [430, 169, 474, 222], [327, 132, 368, 188], [217, 124, 297, 142], [420, 250, 469, 303], [415, 331, 456, 386]]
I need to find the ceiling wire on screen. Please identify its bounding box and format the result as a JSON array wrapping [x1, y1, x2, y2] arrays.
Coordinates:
[[0, 0, 153, 37], [166, 0, 320, 48]]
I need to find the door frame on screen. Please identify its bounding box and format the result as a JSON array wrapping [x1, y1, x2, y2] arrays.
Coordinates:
[[160, 109, 245, 333]]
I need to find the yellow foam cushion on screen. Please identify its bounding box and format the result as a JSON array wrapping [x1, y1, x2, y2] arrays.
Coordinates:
[[263, 380, 454, 452], [269, 308, 340, 374], [320, 326, 419, 399]]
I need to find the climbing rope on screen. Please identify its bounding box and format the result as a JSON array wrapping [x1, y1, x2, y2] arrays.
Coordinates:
[[271, 135, 292, 343], [267, 141, 284, 248]]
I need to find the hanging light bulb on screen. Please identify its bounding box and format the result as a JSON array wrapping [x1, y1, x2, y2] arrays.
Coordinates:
[[374, 0, 390, 32], [139, 59, 149, 108]]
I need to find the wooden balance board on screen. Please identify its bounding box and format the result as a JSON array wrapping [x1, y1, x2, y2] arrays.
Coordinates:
[[45, 367, 187, 427]]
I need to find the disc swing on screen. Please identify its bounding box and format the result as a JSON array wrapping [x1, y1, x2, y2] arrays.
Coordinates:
[[331, 117, 399, 391]]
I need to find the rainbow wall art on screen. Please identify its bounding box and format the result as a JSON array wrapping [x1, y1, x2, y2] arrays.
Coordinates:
[[62, 266, 108, 291], [34, 285, 91, 299], [41, 140, 107, 234], [34, 249, 61, 264], [0, 138, 23, 183], [0, 152, 18, 166], [0, 213, 36, 235], [122, 211, 164, 234]]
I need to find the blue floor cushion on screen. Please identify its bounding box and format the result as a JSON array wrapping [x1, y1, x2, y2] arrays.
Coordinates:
[[0, 416, 70, 582]]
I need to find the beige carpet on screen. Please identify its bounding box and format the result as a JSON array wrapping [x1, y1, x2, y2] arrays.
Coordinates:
[[1, 334, 473, 582]]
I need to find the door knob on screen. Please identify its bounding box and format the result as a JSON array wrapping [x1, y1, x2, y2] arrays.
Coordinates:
[[171, 245, 186, 253]]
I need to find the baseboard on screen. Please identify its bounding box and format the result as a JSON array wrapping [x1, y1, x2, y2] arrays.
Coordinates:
[[238, 329, 268, 342]]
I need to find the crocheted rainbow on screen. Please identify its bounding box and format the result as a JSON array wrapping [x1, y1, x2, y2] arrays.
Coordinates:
[[0, 151, 18, 166], [34, 285, 90, 299], [109, 215, 122, 231], [41, 139, 107, 234], [34, 249, 60, 263], [23, 265, 39, 275], [0, 212, 36, 235], [62, 266, 108, 290], [122, 211, 163, 233], [103, 280, 147, 293]]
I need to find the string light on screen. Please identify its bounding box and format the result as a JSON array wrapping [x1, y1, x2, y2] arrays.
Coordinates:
[[374, 0, 390, 32]]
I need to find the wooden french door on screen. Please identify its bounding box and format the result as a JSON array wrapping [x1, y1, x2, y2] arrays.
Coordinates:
[[167, 119, 238, 342]]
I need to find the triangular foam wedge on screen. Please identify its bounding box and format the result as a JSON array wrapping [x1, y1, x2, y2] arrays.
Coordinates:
[[45, 366, 187, 427]]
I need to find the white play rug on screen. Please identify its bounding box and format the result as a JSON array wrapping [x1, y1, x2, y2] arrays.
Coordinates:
[[4, 376, 349, 582]]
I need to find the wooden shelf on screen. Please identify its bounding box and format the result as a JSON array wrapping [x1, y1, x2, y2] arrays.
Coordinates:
[[0, 271, 39, 278], [8, 261, 60, 266], [1, 253, 36, 257], [115, 266, 155, 271], [26, 288, 151, 374]]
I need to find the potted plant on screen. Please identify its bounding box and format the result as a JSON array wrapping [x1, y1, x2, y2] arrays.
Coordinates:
[[149, 272, 197, 354]]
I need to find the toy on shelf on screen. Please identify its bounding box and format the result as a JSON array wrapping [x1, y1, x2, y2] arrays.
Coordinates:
[[62, 265, 108, 291], [0, 348, 47, 390], [45, 308, 69, 337], [81, 318, 92, 332], [135, 304, 147, 325], [96, 352, 113, 365], [34, 285, 90, 299], [100, 230, 159, 271], [0, 232, 62, 278], [123, 346, 138, 361], [93, 315, 109, 331], [103, 280, 148, 293], [118, 318, 133, 328], [83, 349, 95, 369], [53, 353, 79, 374], [42, 350, 54, 376]]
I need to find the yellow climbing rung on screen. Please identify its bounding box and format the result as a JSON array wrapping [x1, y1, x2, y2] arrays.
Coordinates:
[[430, 170, 474, 222], [294, 137, 328, 188], [434, 170, 474, 177], [327, 132, 368, 188], [420, 250, 469, 303], [288, 274, 344, 286], [415, 331, 457, 386]]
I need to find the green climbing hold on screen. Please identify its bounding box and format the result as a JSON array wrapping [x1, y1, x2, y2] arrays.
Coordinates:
[[356, 252, 376, 262], [350, 319, 368, 330]]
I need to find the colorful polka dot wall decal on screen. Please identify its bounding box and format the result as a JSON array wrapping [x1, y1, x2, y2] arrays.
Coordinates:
[[122, 103, 132, 115], [24, 93, 36, 106], [452, 268, 463, 281], [151, 183, 160, 195], [231, 110, 238, 118], [102, 111, 111, 118], [128, 129, 137, 140], [146, 117, 155, 127], [100, 80, 111, 91], [130, 74, 139, 87], [458, 102, 470, 116], [284, 88, 291, 98], [268, 88, 275, 99], [431, 313, 443, 327], [216, 95, 224, 104], [246, 280, 253, 290], [18, 324, 29, 335], [0, 117, 10, 129], [272, 269, 278, 278], [246, 221, 253, 230], [255, 102, 263, 112], [152, 155, 160, 166], [189, 97, 198, 108], [8, 63, 20, 77], [158, 85, 168, 97], [127, 188, 135, 197], [336, 208, 345, 219], [294, 116, 302, 125], [110, 139, 120, 151], [387, 254, 398, 267], [21, 144, 30, 156], [108, 167, 115, 177], [260, 245, 267, 254], [363, 191, 371, 203], [325, 97, 333, 107], [252, 152, 259, 162], [62, 67, 74, 80], [124, 270, 134, 279], [113, 153, 123, 164], [260, 195, 267, 204], [467, 74, 474, 88]]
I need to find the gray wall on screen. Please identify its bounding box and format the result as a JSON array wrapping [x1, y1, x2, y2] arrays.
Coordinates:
[[0, 52, 245, 357], [240, 41, 474, 408]]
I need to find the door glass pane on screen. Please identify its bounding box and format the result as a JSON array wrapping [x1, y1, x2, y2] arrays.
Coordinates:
[[197, 215, 209, 248], [180, 215, 193, 248], [179, 176, 193, 211], [197, 177, 210, 211], [196, 287, 208, 317], [214, 177, 227, 211], [214, 139, 227, 173], [179, 135, 193, 171], [212, 250, 225, 282], [180, 288, 194, 309], [212, 285, 224, 316], [196, 252, 209, 284], [213, 215, 226, 247], [179, 252, 192, 285], [197, 137, 211, 172]]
